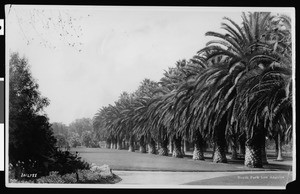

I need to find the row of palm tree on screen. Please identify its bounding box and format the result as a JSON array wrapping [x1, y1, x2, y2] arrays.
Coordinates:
[[93, 12, 293, 168]]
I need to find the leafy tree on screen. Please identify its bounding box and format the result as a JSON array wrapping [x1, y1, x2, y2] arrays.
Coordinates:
[[81, 131, 91, 147], [81, 131, 99, 147], [51, 122, 69, 139], [54, 134, 69, 149], [68, 132, 81, 148], [9, 52, 56, 174], [9, 53, 89, 178], [51, 122, 70, 149], [69, 118, 93, 137]]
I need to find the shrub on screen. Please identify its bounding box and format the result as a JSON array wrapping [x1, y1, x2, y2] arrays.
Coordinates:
[[9, 165, 122, 184], [36, 171, 64, 184], [61, 173, 77, 183], [77, 169, 102, 183], [49, 149, 90, 175]]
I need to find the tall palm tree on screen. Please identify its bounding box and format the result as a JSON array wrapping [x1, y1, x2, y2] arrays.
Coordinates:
[[92, 11, 293, 170], [235, 61, 292, 167], [130, 79, 161, 154], [153, 61, 195, 158], [174, 61, 232, 163], [192, 12, 292, 166], [146, 89, 175, 155]]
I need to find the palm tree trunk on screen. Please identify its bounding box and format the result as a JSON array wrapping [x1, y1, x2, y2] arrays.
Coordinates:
[[106, 140, 111, 149], [139, 135, 147, 153], [239, 142, 245, 156], [244, 131, 263, 168], [116, 136, 122, 150], [231, 135, 238, 160], [128, 135, 135, 152], [183, 139, 188, 155], [148, 137, 157, 154], [105, 142, 109, 149], [211, 142, 215, 159], [213, 141, 227, 163], [261, 136, 268, 164], [169, 138, 174, 154], [139, 145, 146, 153], [244, 144, 262, 168], [172, 135, 183, 158], [110, 137, 116, 149], [212, 130, 227, 163], [238, 134, 246, 157], [158, 137, 169, 156], [193, 142, 205, 160], [275, 135, 279, 157], [193, 131, 205, 160], [122, 140, 126, 150], [212, 115, 228, 163], [231, 144, 238, 160], [261, 146, 268, 164], [276, 133, 284, 161]]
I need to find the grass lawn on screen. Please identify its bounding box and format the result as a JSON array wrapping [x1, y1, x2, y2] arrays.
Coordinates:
[[71, 147, 292, 172]]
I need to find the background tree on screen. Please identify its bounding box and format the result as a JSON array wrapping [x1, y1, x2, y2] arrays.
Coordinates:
[[68, 131, 82, 148], [51, 122, 70, 149], [51, 122, 69, 139], [54, 133, 69, 149], [69, 118, 93, 138], [9, 52, 55, 165], [9, 52, 90, 178], [81, 130, 99, 148], [9, 52, 56, 176]]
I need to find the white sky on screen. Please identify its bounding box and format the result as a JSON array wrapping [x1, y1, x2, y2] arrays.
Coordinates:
[[6, 5, 291, 125]]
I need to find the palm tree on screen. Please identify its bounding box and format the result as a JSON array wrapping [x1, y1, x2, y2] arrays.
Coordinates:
[[116, 92, 136, 152], [192, 12, 292, 166], [93, 92, 134, 151], [130, 79, 161, 154], [93, 106, 115, 149], [174, 61, 232, 163], [238, 14, 291, 167], [153, 62, 193, 158], [157, 126, 169, 156], [92, 11, 293, 170], [235, 61, 292, 167], [146, 91, 173, 155]]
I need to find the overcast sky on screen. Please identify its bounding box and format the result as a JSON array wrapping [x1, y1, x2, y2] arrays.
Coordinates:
[[6, 5, 290, 125]]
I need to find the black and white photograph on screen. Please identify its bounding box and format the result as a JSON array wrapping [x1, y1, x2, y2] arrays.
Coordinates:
[[5, 5, 295, 189]]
